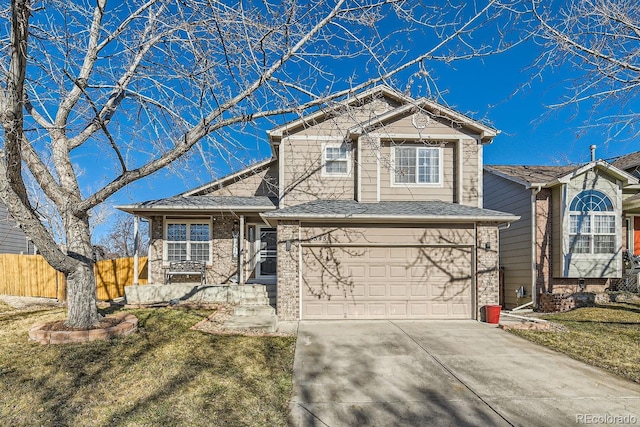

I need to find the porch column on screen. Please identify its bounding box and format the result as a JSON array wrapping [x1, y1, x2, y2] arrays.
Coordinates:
[[239, 215, 245, 285], [133, 215, 140, 286]]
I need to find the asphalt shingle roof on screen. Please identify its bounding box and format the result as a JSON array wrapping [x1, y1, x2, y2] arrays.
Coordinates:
[[485, 165, 580, 186], [119, 195, 277, 211], [263, 199, 516, 220], [612, 151, 640, 172]]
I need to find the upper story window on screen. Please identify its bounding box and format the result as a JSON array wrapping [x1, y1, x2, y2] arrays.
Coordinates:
[[568, 190, 615, 254], [165, 220, 211, 263], [323, 143, 351, 176], [393, 146, 441, 185]]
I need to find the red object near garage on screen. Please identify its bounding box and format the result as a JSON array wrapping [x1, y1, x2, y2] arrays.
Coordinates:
[[485, 305, 501, 324]]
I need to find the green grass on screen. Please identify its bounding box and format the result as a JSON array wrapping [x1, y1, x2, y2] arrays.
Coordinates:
[[509, 302, 640, 383], [0, 305, 296, 426]]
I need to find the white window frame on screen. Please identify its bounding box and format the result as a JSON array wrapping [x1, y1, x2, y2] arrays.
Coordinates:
[[164, 219, 212, 265], [322, 142, 352, 177], [568, 191, 616, 255], [391, 145, 443, 186]]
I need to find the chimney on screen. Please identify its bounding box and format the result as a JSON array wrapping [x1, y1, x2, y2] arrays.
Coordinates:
[[590, 145, 596, 162]]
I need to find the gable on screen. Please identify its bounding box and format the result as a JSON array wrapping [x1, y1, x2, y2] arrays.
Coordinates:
[[285, 94, 403, 139]]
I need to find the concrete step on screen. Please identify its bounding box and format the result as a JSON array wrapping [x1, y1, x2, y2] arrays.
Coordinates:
[[234, 304, 276, 316], [240, 297, 270, 305], [223, 314, 278, 333]]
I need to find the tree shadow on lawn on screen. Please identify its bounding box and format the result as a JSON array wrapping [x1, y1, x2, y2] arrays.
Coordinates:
[[0, 307, 295, 427]]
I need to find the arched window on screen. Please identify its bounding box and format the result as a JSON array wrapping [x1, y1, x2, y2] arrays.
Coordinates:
[[569, 190, 615, 254]]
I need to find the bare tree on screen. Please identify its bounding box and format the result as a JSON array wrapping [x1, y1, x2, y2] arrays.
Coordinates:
[[0, 0, 523, 328], [530, 0, 640, 139], [97, 214, 149, 259]]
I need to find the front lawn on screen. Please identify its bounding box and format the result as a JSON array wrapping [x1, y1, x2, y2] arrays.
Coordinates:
[[0, 304, 296, 426], [508, 302, 640, 383]]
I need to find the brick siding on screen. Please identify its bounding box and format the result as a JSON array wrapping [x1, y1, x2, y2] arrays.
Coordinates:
[[476, 224, 500, 319], [276, 221, 300, 321]]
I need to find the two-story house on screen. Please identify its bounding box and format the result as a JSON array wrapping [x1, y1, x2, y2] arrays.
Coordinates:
[[118, 86, 518, 321], [484, 148, 640, 311]]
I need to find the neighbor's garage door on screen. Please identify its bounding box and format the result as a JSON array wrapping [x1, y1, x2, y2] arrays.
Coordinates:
[[300, 225, 474, 320]]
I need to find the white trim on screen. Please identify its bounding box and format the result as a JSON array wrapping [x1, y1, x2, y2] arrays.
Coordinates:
[[321, 141, 352, 178], [279, 134, 350, 141], [390, 145, 444, 187], [366, 132, 473, 140]]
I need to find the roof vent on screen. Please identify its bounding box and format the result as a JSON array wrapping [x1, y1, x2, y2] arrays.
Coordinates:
[[590, 145, 597, 162]]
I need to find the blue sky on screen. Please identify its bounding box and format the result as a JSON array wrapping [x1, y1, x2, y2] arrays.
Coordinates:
[[94, 25, 639, 239]]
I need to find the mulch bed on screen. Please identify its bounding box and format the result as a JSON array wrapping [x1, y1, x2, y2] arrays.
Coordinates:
[[39, 316, 124, 332]]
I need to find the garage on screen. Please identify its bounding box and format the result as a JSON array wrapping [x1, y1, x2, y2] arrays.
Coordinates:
[[300, 225, 474, 320]]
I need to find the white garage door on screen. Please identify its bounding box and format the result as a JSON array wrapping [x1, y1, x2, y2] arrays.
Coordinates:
[[301, 245, 473, 320]]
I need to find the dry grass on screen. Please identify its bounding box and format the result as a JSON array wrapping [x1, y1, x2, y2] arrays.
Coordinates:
[[0, 304, 296, 426], [508, 302, 640, 383]]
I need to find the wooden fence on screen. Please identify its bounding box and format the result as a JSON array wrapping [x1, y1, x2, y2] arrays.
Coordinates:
[[0, 254, 148, 301]]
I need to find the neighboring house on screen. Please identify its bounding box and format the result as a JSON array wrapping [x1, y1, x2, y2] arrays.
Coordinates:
[[0, 201, 36, 255], [118, 85, 518, 321], [612, 151, 640, 255], [484, 150, 640, 310]]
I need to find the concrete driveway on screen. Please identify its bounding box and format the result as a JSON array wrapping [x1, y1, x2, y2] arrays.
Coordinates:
[[289, 321, 640, 426]]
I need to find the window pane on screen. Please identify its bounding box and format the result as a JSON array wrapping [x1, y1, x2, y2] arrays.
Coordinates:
[[593, 215, 615, 234], [417, 148, 439, 184], [325, 160, 348, 174], [395, 147, 416, 183], [190, 224, 210, 241], [325, 146, 347, 160], [167, 224, 186, 241], [167, 242, 187, 261], [569, 190, 613, 212], [190, 243, 210, 262], [570, 235, 591, 253], [594, 235, 615, 254], [570, 215, 590, 234]]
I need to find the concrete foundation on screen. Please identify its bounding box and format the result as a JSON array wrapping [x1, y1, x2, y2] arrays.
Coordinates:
[[124, 284, 269, 305]]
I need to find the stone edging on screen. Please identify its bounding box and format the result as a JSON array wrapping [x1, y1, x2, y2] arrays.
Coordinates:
[[29, 313, 138, 345]]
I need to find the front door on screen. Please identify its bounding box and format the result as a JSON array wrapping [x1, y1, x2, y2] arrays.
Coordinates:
[[257, 227, 277, 279], [634, 217, 640, 255]]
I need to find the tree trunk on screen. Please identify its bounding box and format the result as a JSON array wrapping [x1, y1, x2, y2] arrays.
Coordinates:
[[64, 214, 101, 329]]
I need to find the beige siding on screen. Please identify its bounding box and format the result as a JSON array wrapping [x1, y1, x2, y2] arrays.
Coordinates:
[[462, 141, 480, 207], [300, 223, 474, 319], [301, 223, 475, 246], [371, 112, 478, 138], [281, 137, 355, 206], [294, 97, 401, 137], [562, 170, 622, 278], [483, 172, 532, 309], [202, 164, 278, 197], [378, 141, 455, 202], [358, 136, 379, 202]]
